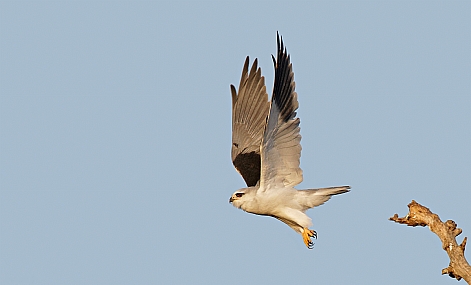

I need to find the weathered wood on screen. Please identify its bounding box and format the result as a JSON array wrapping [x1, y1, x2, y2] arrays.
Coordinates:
[[390, 200, 471, 284]]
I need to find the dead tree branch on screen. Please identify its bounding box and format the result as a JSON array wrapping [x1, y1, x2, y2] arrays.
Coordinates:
[[390, 200, 471, 283]]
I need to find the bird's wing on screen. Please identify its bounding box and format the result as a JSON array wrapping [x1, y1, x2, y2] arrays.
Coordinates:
[[260, 33, 302, 189], [231, 57, 270, 187]]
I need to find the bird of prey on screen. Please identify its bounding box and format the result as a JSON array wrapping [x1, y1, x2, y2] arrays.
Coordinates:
[[229, 33, 350, 249]]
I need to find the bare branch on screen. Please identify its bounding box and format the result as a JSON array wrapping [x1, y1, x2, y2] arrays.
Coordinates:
[[390, 200, 471, 283]]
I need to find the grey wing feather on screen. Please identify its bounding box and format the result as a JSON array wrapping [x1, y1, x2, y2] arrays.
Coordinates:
[[231, 57, 270, 187], [260, 33, 303, 189]]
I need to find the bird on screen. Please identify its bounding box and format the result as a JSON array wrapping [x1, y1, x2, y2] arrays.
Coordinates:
[[229, 32, 350, 249]]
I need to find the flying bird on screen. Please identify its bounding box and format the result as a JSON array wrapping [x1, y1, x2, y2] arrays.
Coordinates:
[[229, 33, 350, 249]]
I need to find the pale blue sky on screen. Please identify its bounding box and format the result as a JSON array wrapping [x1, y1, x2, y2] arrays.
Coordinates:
[[1, 1, 470, 284]]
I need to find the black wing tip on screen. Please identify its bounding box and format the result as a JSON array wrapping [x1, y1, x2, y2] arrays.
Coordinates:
[[272, 31, 296, 118], [251, 58, 259, 73], [272, 32, 289, 68], [243, 56, 250, 72], [243, 56, 262, 77], [276, 32, 286, 58], [273, 32, 290, 69]]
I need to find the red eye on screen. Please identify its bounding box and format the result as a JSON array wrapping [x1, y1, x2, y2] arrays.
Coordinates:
[[235, 193, 244, 198]]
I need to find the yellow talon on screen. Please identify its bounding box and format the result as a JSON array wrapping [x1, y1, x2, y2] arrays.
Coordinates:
[[302, 228, 317, 249]]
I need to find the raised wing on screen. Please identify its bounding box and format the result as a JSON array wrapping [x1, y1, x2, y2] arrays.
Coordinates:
[[231, 57, 270, 187], [260, 33, 303, 189]]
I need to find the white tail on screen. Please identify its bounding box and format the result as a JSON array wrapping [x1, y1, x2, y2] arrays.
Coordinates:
[[296, 186, 350, 211]]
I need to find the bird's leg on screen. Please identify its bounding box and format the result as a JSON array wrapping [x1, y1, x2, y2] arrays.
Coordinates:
[[302, 228, 317, 249]]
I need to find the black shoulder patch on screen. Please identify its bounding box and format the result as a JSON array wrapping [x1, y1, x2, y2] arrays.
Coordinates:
[[233, 152, 261, 187]]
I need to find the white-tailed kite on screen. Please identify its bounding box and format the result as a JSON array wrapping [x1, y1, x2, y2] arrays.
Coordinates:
[[229, 33, 350, 249]]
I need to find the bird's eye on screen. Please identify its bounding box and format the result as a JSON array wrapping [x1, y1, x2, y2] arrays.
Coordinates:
[[235, 193, 244, 198]]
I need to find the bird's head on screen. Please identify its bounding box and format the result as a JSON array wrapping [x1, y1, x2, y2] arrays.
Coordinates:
[[229, 187, 256, 209]]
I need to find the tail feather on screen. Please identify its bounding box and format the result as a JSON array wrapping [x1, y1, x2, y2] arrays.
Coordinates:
[[296, 186, 350, 211]]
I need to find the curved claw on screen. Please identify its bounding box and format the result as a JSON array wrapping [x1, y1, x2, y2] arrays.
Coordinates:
[[302, 228, 317, 249]]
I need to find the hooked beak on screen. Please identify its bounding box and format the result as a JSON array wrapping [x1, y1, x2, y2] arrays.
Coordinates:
[[229, 196, 234, 203]]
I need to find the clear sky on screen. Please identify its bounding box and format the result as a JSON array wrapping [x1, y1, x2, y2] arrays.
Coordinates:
[[1, 1, 470, 284]]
